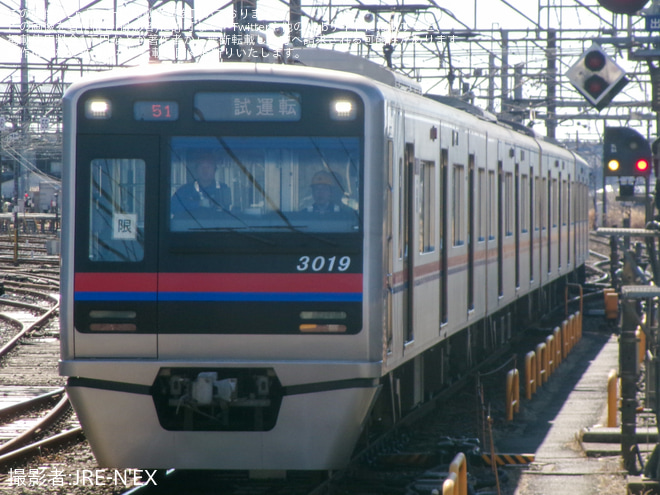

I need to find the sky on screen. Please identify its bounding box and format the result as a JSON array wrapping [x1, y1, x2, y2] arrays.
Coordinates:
[[0, 0, 655, 143]]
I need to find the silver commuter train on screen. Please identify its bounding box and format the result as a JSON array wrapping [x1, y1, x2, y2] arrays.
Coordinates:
[[59, 50, 590, 471]]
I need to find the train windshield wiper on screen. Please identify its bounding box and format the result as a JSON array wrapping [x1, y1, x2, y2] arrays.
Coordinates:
[[187, 227, 276, 245], [190, 225, 338, 246], [215, 137, 300, 233], [189, 226, 308, 231]]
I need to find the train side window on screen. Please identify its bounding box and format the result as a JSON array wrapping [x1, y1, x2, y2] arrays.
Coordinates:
[[505, 172, 513, 236], [88, 158, 146, 262], [497, 161, 503, 298], [566, 178, 571, 265], [398, 156, 405, 260], [562, 180, 568, 226], [488, 170, 496, 241], [534, 176, 541, 231], [440, 149, 449, 325], [478, 169, 486, 242], [521, 174, 529, 233], [419, 160, 435, 253], [541, 177, 547, 230], [452, 164, 464, 246], [552, 178, 558, 228]]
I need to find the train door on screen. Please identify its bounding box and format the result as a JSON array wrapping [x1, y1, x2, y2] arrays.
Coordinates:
[[72, 134, 160, 358], [514, 163, 520, 289], [415, 130, 440, 343], [497, 160, 504, 299], [529, 164, 535, 286], [467, 154, 475, 312], [556, 171, 566, 273], [403, 143, 415, 344], [385, 140, 394, 357], [539, 163, 548, 286], [530, 149, 542, 289], [566, 175, 571, 269], [485, 137, 499, 315], [571, 175, 577, 269], [440, 149, 449, 326], [466, 130, 486, 320], [519, 164, 530, 289], [439, 125, 455, 328], [547, 170, 553, 276], [387, 109, 414, 365]]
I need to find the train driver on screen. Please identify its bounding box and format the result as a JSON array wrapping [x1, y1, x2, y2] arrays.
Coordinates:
[[303, 170, 351, 214], [171, 150, 232, 218]]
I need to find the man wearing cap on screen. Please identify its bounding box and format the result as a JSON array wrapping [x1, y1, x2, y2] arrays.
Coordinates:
[[305, 170, 350, 214]]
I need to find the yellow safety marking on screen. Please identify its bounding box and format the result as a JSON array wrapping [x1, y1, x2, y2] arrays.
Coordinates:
[[482, 453, 535, 466]]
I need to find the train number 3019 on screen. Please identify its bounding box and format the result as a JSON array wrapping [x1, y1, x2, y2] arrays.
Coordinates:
[[296, 256, 351, 272]]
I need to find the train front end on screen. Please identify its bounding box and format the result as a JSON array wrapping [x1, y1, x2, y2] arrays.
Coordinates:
[[59, 65, 384, 470]]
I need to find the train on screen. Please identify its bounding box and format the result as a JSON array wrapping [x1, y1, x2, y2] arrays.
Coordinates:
[[59, 49, 590, 472]]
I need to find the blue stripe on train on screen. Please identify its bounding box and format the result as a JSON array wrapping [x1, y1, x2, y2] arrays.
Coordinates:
[[75, 292, 363, 302]]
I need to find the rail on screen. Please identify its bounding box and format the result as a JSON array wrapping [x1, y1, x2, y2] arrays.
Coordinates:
[[0, 303, 59, 357], [0, 395, 71, 456]]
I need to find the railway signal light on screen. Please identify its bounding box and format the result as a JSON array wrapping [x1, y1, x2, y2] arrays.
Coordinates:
[[603, 126, 652, 177], [597, 0, 649, 14], [566, 43, 629, 111]]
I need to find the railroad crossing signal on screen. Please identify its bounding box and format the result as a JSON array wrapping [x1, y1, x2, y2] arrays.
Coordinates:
[[597, 0, 649, 14], [604, 127, 652, 177], [566, 42, 629, 111]]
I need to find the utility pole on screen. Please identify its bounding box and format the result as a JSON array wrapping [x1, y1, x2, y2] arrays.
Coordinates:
[[501, 30, 509, 116], [488, 52, 496, 114], [290, 0, 302, 45], [546, 29, 557, 139], [15, 0, 27, 253]]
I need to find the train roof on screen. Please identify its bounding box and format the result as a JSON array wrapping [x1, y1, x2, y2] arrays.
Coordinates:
[[285, 48, 422, 95], [63, 50, 587, 168]]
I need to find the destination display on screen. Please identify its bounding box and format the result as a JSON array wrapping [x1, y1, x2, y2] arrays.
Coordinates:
[[193, 92, 301, 122]]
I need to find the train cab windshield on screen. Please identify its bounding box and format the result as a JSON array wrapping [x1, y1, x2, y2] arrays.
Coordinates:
[[169, 136, 361, 234]]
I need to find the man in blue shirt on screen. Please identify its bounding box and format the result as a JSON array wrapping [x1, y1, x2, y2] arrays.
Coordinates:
[[172, 151, 231, 218]]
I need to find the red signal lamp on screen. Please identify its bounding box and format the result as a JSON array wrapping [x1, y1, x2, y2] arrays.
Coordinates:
[[584, 51, 606, 71], [603, 127, 652, 177], [584, 75, 608, 98]]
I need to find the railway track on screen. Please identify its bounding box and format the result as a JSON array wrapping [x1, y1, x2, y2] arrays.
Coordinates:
[[0, 234, 85, 488], [119, 311, 578, 495], [0, 232, 614, 495], [0, 389, 83, 467]]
